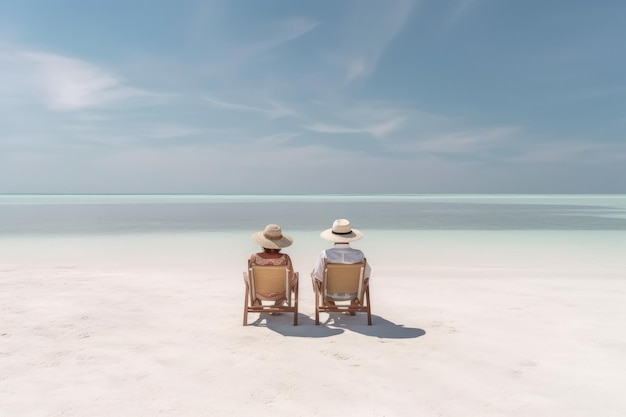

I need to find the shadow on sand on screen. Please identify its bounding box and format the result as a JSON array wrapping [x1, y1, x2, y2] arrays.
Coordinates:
[[321, 314, 426, 339], [247, 313, 425, 339], [248, 313, 344, 337]]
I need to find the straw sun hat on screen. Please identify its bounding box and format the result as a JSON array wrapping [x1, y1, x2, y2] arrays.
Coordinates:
[[251, 224, 293, 249], [320, 219, 364, 243]]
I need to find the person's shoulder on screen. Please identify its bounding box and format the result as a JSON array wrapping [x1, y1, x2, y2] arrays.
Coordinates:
[[250, 252, 264, 261], [342, 246, 363, 253], [349, 247, 366, 257]]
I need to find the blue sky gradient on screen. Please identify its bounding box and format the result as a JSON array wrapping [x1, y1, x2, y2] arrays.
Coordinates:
[[1, 0, 625, 193]]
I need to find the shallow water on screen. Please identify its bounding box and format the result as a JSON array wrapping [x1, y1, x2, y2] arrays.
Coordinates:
[[1, 194, 626, 235]]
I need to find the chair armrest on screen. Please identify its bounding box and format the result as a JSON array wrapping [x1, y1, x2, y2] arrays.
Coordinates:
[[310, 273, 321, 292], [291, 272, 299, 292]]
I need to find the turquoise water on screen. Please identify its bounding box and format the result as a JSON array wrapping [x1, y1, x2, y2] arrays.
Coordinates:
[[1, 194, 626, 235]]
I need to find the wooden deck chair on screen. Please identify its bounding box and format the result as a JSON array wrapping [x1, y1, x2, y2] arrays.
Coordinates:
[[311, 259, 371, 325], [243, 261, 299, 325]]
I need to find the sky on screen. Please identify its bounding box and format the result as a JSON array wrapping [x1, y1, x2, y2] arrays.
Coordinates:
[[1, 0, 625, 194]]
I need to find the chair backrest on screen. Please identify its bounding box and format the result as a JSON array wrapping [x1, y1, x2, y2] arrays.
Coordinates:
[[249, 264, 291, 302], [323, 259, 366, 302]]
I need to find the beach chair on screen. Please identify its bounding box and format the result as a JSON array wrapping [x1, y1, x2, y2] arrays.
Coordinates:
[[243, 261, 299, 325], [311, 259, 371, 325]]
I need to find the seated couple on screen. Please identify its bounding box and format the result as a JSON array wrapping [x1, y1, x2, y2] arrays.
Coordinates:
[[249, 219, 372, 310]]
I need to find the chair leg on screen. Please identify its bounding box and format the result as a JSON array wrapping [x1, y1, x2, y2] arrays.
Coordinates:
[[311, 278, 321, 325], [314, 288, 320, 325], [366, 287, 372, 325], [293, 282, 299, 326], [243, 285, 249, 326]]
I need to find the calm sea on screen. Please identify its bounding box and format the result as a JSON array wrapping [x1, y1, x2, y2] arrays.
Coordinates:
[[1, 194, 626, 236]]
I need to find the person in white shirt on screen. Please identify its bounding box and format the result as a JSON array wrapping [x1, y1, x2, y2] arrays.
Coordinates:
[[312, 219, 371, 312]]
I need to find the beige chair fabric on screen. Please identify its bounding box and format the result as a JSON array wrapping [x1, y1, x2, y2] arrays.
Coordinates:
[[243, 262, 299, 325], [311, 259, 371, 325]]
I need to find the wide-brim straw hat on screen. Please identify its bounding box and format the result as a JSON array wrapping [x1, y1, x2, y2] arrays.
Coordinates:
[[320, 219, 364, 243], [251, 224, 293, 249]]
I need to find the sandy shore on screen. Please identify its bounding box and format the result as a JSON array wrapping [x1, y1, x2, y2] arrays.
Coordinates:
[[1, 231, 626, 416]]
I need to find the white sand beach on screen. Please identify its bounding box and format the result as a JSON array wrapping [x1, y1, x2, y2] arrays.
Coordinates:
[[1, 230, 626, 417]]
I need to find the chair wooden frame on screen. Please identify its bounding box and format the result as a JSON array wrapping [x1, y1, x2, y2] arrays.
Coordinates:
[[311, 259, 371, 325], [243, 261, 299, 325]]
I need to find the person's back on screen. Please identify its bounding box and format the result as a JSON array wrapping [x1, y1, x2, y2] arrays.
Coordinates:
[[324, 245, 365, 264], [312, 219, 371, 282], [249, 224, 298, 306], [311, 219, 371, 313], [250, 252, 290, 267]]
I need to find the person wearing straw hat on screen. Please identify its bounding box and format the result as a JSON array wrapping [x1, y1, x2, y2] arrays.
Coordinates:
[[250, 224, 298, 307], [312, 219, 372, 312]]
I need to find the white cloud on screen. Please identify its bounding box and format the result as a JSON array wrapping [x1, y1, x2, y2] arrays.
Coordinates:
[[203, 96, 296, 119], [305, 117, 405, 138], [271, 17, 319, 46], [140, 125, 204, 140], [199, 16, 318, 77], [338, 0, 415, 83], [409, 126, 518, 154], [570, 85, 626, 100], [0, 47, 157, 111], [250, 133, 300, 146], [23, 52, 124, 110], [511, 141, 626, 164], [445, 0, 481, 29], [345, 57, 367, 83]]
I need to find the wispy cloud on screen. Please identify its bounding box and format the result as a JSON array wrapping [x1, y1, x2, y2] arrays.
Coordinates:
[[26, 52, 154, 111], [444, 0, 481, 29], [266, 17, 319, 48], [304, 117, 405, 137], [338, 0, 415, 83], [570, 85, 626, 100], [24, 52, 127, 110], [237, 17, 319, 58], [200, 16, 318, 76], [407, 126, 626, 164], [203, 96, 296, 119], [0, 47, 157, 111], [250, 133, 300, 147], [410, 126, 518, 154], [139, 125, 205, 140], [511, 141, 626, 164], [345, 57, 368, 83]]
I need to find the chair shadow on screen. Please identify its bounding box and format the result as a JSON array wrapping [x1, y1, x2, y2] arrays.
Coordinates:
[[322, 314, 426, 339], [246, 313, 424, 339], [248, 313, 344, 338]]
